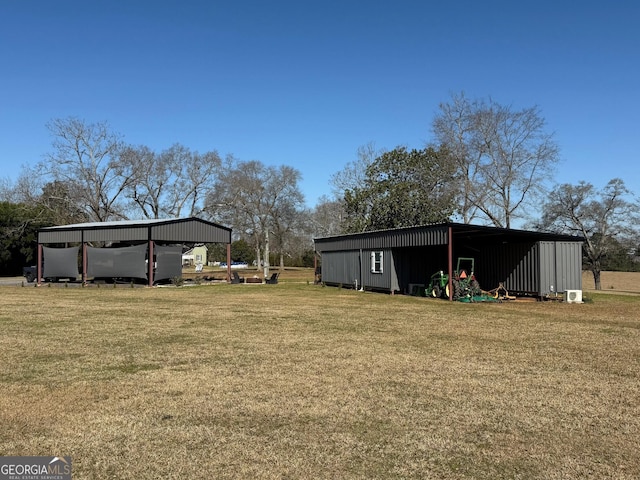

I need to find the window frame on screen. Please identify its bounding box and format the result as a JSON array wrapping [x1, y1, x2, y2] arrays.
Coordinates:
[[371, 250, 384, 274]]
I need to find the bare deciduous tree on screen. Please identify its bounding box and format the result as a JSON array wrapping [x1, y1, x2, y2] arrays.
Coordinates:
[[1, 168, 41, 205], [38, 180, 89, 225], [330, 142, 384, 200], [120, 143, 222, 219], [311, 195, 345, 238], [44, 117, 133, 221], [539, 178, 638, 290], [2, 166, 88, 226], [120, 145, 164, 219], [271, 201, 307, 269], [206, 159, 304, 277], [432, 93, 485, 224], [433, 92, 559, 228], [163, 146, 221, 218], [0, 177, 16, 202]]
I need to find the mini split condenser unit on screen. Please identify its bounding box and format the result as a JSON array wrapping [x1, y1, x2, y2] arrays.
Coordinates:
[[565, 290, 583, 303]]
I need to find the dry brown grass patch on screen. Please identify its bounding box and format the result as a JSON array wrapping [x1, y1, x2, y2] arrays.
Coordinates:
[[1, 284, 639, 479], [582, 270, 640, 293]]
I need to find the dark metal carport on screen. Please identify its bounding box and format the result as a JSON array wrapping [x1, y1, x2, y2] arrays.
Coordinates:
[[314, 223, 585, 300], [36, 217, 232, 286]]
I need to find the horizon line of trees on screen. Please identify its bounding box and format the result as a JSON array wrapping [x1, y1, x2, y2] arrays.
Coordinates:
[[1, 92, 638, 287]]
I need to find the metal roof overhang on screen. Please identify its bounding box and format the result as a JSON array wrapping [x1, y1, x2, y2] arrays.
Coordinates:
[[313, 222, 584, 252], [38, 217, 232, 244]]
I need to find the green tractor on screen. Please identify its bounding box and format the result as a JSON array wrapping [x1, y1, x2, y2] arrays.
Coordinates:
[[427, 257, 481, 300]]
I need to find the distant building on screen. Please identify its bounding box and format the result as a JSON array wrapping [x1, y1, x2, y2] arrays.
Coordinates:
[[182, 244, 208, 266]]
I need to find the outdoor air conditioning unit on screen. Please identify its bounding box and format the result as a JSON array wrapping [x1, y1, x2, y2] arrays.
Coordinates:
[[565, 290, 583, 304]]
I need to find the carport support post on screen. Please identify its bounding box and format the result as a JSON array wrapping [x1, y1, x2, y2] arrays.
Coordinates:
[[447, 226, 453, 301], [82, 242, 87, 284], [148, 240, 154, 287], [226, 243, 231, 282], [314, 253, 318, 283], [36, 243, 42, 285]]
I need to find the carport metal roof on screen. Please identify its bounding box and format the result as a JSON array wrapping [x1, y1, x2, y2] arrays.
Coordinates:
[[38, 217, 232, 245], [314, 222, 584, 252]]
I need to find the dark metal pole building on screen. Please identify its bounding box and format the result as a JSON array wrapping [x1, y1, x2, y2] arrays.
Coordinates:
[[314, 223, 584, 299], [36, 217, 232, 286]]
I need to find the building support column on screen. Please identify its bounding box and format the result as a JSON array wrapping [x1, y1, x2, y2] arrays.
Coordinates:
[[359, 249, 363, 292], [226, 243, 232, 282], [82, 243, 87, 285], [148, 240, 155, 287], [36, 243, 42, 285], [447, 226, 453, 301]]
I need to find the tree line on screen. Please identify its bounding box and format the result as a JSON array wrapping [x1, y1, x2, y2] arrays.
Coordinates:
[[1, 92, 638, 286]]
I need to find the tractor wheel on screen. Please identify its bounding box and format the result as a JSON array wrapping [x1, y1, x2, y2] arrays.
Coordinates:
[[431, 285, 441, 298], [451, 279, 462, 300], [470, 279, 481, 296]]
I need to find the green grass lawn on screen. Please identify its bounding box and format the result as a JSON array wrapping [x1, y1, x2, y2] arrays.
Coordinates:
[[1, 283, 639, 479]]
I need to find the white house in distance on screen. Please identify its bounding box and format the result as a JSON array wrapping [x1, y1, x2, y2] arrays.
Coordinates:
[[182, 244, 207, 267]]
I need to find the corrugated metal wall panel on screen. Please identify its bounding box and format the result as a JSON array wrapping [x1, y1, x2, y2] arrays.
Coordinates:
[[320, 251, 361, 286], [38, 218, 232, 245], [539, 242, 556, 294], [478, 241, 583, 296], [38, 230, 82, 244], [538, 241, 583, 295], [507, 244, 538, 295], [567, 242, 583, 291], [554, 242, 583, 292], [476, 242, 540, 295], [83, 227, 149, 242], [321, 249, 396, 291], [315, 226, 448, 252], [152, 221, 231, 243], [361, 249, 393, 291]]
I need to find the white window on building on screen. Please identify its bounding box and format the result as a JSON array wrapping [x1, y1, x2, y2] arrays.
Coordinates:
[[371, 251, 383, 274]]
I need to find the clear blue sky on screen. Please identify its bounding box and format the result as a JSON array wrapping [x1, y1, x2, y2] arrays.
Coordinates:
[[1, 1, 638, 210]]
